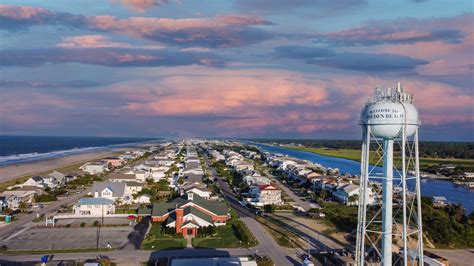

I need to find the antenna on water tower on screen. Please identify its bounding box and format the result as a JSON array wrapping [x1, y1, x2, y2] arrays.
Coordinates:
[[355, 83, 424, 266]]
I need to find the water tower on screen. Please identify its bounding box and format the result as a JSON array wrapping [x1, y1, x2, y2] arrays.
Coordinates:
[[355, 83, 424, 266]]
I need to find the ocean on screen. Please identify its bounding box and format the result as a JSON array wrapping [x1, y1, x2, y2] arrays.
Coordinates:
[[0, 135, 159, 166]]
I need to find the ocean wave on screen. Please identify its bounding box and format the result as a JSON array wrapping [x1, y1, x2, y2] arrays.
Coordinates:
[[0, 140, 153, 166], [0, 146, 102, 166]]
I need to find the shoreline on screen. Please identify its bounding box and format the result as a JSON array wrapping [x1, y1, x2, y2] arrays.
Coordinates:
[[0, 143, 153, 188], [282, 145, 474, 184]]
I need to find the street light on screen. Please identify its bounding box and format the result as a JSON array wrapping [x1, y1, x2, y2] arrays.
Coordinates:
[[305, 236, 311, 256]]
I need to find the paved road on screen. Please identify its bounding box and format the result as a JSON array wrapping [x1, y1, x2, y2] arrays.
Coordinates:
[[0, 148, 307, 265], [426, 249, 474, 266], [0, 151, 157, 244], [263, 169, 321, 211], [120, 217, 150, 250], [202, 152, 302, 266], [274, 212, 344, 251], [5, 226, 131, 250], [0, 188, 91, 243]]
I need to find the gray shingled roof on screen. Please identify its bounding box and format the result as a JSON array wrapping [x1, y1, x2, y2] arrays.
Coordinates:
[[184, 173, 204, 183], [31, 176, 43, 182], [48, 171, 65, 181], [92, 181, 126, 197], [109, 173, 136, 180], [125, 181, 143, 187]]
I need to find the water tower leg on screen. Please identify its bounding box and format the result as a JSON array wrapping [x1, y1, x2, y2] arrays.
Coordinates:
[[415, 130, 424, 265], [382, 139, 393, 266]]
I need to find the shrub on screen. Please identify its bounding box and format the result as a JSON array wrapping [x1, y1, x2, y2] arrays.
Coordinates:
[[34, 194, 57, 202], [256, 256, 273, 266], [80, 222, 86, 227], [263, 204, 275, 214], [198, 226, 216, 237], [93, 220, 100, 227], [232, 220, 257, 246], [51, 189, 67, 196], [66, 224, 71, 228]]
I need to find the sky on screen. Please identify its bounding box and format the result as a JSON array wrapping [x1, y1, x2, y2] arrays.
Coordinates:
[[0, 0, 473, 141]]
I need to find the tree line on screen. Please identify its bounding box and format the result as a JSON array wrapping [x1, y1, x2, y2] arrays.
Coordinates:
[[248, 139, 474, 159]]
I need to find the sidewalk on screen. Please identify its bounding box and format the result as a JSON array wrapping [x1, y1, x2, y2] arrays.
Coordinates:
[[186, 237, 193, 248]]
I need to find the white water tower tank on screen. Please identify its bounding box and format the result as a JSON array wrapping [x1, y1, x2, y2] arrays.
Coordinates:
[[360, 83, 420, 139]]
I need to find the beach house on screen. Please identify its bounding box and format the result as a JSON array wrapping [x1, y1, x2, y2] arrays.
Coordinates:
[[74, 198, 115, 216]]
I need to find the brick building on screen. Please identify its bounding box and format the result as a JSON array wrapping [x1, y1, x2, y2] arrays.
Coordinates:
[[138, 192, 229, 237]]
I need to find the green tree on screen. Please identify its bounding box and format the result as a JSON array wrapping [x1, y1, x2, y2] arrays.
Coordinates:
[[348, 194, 359, 204], [18, 201, 28, 213], [3, 208, 13, 215], [263, 204, 275, 214], [319, 189, 329, 200]]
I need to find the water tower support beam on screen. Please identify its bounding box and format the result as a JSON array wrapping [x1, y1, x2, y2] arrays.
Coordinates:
[[415, 129, 424, 265], [401, 126, 408, 266], [382, 139, 394, 266]]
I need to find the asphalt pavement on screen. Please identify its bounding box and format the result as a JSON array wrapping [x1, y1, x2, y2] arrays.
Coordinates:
[[0, 187, 91, 243], [263, 168, 321, 211], [202, 152, 302, 266]]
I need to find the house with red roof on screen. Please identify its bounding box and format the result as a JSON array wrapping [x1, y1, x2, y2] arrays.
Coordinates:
[[246, 184, 282, 207]]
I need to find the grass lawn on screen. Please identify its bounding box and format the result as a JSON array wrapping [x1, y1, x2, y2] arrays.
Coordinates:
[[192, 225, 241, 248], [141, 223, 186, 250], [256, 216, 303, 249], [319, 202, 358, 233], [141, 238, 186, 250], [193, 219, 258, 248], [286, 146, 474, 168]]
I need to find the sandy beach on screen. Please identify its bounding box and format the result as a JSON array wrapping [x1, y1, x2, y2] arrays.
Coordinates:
[[0, 145, 147, 184]]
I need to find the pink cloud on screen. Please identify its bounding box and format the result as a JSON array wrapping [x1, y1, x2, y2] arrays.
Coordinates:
[[57, 35, 164, 49], [97, 67, 472, 135], [111, 69, 329, 117], [314, 15, 470, 47], [112, 0, 169, 12], [0, 4, 273, 47], [0, 4, 50, 20], [2, 67, 472, 137], [0, 90, 73, 126], [368, 15, 474, 78]]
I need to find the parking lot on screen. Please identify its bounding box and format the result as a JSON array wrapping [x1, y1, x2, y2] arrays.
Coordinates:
[[6, 226, 133, 251], [54, 217, 132, 226]]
